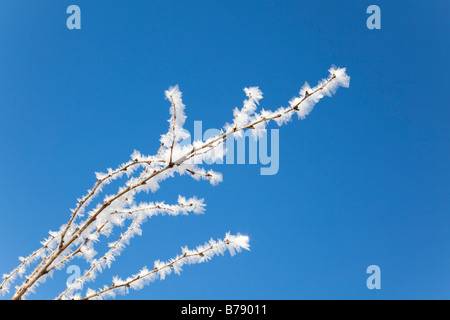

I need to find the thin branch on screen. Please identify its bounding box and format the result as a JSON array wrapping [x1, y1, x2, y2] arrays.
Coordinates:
[[111, 203, 195, 215], [0, 244, 49, 294], [56, 219, 139, 300], [58, 159, 153, 250], [169, 95, 177, 166], [80, 234, 249, 300]]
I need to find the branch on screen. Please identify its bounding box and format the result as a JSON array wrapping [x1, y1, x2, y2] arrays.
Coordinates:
[[79, 232, 250, 300], [58, 159, 155, 250], [8, 66, 349, 300], [56, 197, 205, 300]]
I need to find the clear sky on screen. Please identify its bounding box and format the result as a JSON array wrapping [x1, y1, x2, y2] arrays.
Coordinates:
[[0, 1, 449, 299]]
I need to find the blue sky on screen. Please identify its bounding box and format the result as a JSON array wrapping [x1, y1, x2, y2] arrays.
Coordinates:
[[0, 1, 449, 299]]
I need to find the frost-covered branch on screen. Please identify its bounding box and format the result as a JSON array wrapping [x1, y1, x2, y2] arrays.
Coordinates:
[[2, 66, 349, 300], [56, 197, 206, 300], [0, 244, 50, 295], [78, 233, 249, 300]]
